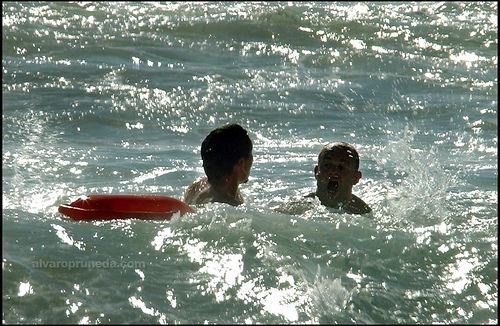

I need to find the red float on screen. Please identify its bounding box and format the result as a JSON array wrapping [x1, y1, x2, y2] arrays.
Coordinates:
[[58, 195, 195, 221]]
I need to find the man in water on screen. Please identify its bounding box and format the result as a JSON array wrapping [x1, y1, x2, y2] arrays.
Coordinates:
[[306, 141, 371, 214], [184, 124, 253, 206], [277, 141, 371, 215]]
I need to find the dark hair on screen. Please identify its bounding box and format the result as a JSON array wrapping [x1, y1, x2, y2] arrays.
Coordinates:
[[318, 142, 360, 171], [201, 124, 253, 182]]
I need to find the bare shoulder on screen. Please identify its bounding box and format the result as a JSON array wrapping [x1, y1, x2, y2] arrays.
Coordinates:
[[184, 177, 211, 205], [344, 194, 372, 215], [275, 193, 316, 215], [304, 192, 316, 198]]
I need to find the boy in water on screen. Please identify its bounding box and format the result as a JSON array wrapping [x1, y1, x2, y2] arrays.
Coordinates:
[[306, 142, 371, 214], [184, 124, 253, 206]]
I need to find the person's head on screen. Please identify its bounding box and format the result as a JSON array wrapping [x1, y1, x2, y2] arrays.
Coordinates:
[[201, 124, 253, 185], [314, 142, 362, 207]]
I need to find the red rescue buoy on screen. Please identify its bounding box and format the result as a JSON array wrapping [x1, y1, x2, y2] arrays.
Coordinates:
[[58, 195, 195, 221]]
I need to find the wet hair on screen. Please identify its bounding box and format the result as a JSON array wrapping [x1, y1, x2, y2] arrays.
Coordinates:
[[201, 124, 253, 182], [318, 142, 360, 171]]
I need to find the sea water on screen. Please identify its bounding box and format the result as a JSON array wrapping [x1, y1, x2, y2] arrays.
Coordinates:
[[2, 2, 497, 324]]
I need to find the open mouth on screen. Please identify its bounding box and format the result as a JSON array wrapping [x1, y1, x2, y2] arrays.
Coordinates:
[[327, 180, 339, 191]]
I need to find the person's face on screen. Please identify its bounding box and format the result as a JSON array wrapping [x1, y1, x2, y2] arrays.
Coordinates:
[[314, 149, 361, 206]]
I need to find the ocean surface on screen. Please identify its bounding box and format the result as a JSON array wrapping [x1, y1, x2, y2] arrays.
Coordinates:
[[2, 1, 497, 324]]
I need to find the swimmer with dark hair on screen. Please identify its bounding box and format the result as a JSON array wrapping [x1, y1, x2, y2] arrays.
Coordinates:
[[184, 124, 253, 206]]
